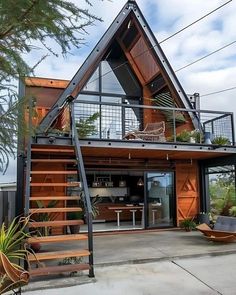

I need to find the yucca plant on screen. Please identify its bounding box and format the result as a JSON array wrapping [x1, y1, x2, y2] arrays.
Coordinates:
[[0, 216, 31, 294], [0, 216, 30, 264]]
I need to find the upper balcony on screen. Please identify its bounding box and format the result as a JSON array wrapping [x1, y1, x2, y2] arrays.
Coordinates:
[[74, 98, 235, 149]]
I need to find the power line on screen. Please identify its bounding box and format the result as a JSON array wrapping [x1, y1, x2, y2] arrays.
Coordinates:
[[88, 0, 232, 86], [159, 0, 232, 44], [175, 40, 236, 72], [201, 85, 236, 97]]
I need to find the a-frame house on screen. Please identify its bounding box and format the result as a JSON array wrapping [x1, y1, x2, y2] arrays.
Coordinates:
[[17, 0, 236, 280]]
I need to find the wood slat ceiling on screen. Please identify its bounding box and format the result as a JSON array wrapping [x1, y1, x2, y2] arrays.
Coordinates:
[[81, 146, 230, 161]]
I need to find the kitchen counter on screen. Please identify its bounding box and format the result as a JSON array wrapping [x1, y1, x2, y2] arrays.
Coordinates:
[[95, 203, 142, 222]]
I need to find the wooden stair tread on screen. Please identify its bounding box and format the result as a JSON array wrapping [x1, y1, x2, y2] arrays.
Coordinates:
[[29, 263, 90, 277], [31, 159, 76, 163], [29, 220, 84, 227], [28, 249, 90, 261], [30, 196, 80, 201], [29, 207, 82, 213], [31, 144, 74, 150], [31, 171, 77, 175], [30, 182, 80, 187], [31, 148, 75, 153], [28, 234, 88, 244]]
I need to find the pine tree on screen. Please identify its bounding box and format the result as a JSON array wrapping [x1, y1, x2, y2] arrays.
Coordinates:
[[0, 0, 103, 173]]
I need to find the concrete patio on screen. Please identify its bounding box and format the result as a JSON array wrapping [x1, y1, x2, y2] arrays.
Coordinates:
[[92, 229, 236, 266], [23, 229, 236, 293]]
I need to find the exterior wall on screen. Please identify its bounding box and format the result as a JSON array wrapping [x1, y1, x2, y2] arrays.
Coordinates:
[[25, 81, 66, 128], [175, 161, 200, 226]]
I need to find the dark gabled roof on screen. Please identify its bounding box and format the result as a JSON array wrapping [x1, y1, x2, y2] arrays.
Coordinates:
[[39, 0, 193, 131]]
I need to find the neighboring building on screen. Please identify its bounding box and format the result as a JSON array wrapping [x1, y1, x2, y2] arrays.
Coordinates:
[[17, 0, 236, 279], [0, 182, 16, 191]]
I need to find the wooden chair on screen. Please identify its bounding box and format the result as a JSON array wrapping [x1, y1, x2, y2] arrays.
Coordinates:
[[0, 252, 29, 294], [124, 121, 166, 142], [196, 216, 236, 243]]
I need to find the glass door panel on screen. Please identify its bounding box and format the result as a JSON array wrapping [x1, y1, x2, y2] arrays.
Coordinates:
[[146, 172, 174, 228]]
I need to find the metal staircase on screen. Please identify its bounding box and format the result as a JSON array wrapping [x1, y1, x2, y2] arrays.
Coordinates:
[[24, 101, 94, 278]]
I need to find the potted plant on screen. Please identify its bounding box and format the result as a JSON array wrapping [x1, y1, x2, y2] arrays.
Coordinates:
[[191, 129, 204, 143], [180, 218, 196, 231], [176, 130, 191, 142], [0, 216, 30, 294], [67, 210, 84, 234], [212, 136, 230, 145]]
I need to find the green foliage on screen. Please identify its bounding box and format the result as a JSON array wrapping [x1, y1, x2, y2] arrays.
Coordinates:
[[229, 206, 236, 217], [212, 136, 230, 145], [90, 195, 101, 218], [0, 216, 30, 263], [35, 200, 59, 235], [180, 219, 196, 231], [176, 129, 191, 142], [190, 129, 204, 143], [67, 210, 84, 220], [0, 0, 103, 173], [209, 172, 236, 219], [76, 112, 100, 138]]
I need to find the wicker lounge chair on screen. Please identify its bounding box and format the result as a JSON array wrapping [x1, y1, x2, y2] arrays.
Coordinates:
[[124, 121, 166, 142], [196, 216, 236, 242]]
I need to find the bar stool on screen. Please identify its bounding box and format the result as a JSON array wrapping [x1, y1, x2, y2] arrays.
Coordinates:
[[152, 209, 158, 225], [129, 209, 137, 227], [115, 210, 122, 227]]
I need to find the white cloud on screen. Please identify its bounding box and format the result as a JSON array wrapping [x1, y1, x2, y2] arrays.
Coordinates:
[[2, 0, 236, 182]]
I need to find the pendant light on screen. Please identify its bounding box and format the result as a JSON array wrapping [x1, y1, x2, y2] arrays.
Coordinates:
[[137, 177, 144, 186]]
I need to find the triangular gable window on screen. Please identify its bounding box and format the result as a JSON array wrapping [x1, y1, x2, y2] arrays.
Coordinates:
[[82, 67, 99, 92], [101, 61, 125, 95]]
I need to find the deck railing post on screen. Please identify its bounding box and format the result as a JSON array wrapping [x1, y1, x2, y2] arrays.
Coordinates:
[[230, 113, 235, 145], [173, 110, 176, 142]]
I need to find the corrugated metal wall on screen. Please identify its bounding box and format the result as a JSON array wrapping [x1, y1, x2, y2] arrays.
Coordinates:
[[0, 191, 16, 226]]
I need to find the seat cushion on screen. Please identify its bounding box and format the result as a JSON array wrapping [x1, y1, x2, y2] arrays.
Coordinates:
[[214, 216, 236, 232]]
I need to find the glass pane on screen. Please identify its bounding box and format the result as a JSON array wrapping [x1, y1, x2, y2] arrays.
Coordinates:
[[125, 106, 141, 133], [207, 165, 236, 221], [77, 94, 99, 102], [101, 61, 125, 95], [146, 172, 174, 228], [75, 102, 100, 139], [82, 67, 99, 92], [101, 96, 122, 104], [101, 97, 122, 139]]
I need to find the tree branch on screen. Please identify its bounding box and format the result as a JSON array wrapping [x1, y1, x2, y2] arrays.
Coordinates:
[[0, 0, 39, 39]]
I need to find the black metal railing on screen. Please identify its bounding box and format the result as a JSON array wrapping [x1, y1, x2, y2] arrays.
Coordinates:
[[70, 102, 94, 278], [74, 99, 235, 146], [24, 97, 34, 216]]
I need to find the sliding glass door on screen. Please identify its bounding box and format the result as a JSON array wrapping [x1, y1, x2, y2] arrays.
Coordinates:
[[146, 172, 175, 228]]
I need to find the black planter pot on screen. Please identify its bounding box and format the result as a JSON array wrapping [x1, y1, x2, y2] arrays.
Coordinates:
[[69, 225, 80, 234], [198, 213, 210, 225]]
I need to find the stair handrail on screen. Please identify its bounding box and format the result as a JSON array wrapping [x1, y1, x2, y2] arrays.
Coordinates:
[[24, 97, 34, 216], [69, 101, 94, 277]]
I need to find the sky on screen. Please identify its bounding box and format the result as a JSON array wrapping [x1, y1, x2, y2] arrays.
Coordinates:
[[1, 0, 236, 183]]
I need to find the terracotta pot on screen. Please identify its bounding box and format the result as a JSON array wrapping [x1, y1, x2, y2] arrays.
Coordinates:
[[30, 242, 41, 253]]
